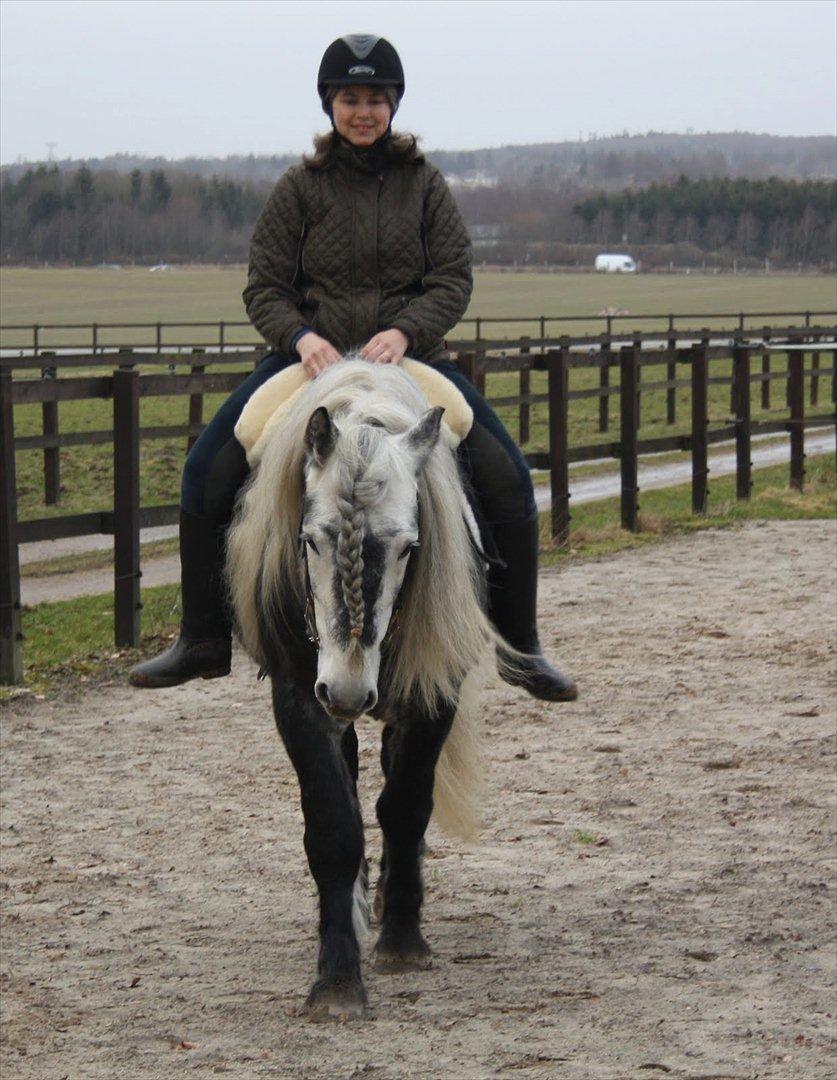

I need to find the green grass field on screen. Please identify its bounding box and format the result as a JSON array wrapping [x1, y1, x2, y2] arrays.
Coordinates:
[[2, 268, 835, 522], [1, 266, 835, 346]]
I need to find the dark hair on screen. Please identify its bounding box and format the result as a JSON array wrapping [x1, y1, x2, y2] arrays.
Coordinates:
[[303, 129, 423, 171], [324, 84, 400, 117]]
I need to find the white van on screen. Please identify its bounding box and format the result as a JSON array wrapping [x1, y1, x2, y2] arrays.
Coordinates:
[[595, 253, 637, 273]]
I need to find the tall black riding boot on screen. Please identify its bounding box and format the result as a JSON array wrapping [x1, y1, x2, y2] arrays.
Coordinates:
[[128, 509, 232, 688], [489, 513, 578, 702]]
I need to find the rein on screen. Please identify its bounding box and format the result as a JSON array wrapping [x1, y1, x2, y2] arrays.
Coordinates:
[[301, 543, 321, 648]]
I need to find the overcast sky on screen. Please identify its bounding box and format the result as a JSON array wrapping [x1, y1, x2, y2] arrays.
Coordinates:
[[1, 0, 835, 163]]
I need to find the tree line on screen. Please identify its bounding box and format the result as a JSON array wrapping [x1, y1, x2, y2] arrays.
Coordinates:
[[4, 132, 833, 187], [571, 176, 836, 264], [1, 163, 834, 267], [0, 164, 265, 263]]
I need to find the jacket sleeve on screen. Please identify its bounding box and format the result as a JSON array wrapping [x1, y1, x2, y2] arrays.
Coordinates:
[[389, 165, 473, 357], [242, 168, 309, 355]]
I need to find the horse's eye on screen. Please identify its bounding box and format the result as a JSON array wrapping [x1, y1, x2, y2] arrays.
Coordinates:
[[399, 541, 420, 560], [300, 534, 320, 557]]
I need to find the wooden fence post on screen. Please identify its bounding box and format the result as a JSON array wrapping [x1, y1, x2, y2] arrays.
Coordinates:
[[188, 348, 205, 453], [0, 371, 23, 685], [519, 336, 530, 446], [810, 351, 819, 407], [729, 344, 738, 416], [40, 353, 60, 505], [474, 349, 486, 398], [633, 333, 643, 430], [691, 338, 709, 515], [761, 336, 771, 411], [548, 345, 571, 546], [832, 347, 837, 408], [113, 365, 141, 646], [666, 328, 677, 425], [461, 350, 485, 394], [788, 347, 805, 491], [620, 344, 639, 531], [733, 343, 752, 500], [599, 337, 611, 433]]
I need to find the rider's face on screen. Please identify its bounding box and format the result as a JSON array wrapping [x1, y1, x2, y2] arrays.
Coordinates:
[[331, 86, 391, 147]]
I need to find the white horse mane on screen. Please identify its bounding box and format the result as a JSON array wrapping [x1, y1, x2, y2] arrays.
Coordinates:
[[226, 359, 494, 716]]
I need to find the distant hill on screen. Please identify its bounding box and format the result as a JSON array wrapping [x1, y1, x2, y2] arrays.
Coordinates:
[[2, 132, 834, 188], [2, 134, 834, 267], [430, 132, 837, 188]]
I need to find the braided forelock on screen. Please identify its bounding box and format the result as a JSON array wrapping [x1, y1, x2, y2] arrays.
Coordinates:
[[336, 488, 365, 640], [334, 426, 382, 644]]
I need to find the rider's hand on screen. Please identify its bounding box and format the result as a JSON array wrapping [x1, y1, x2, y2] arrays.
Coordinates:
[[296, 332, 342, 377], [361, 328, 410, 365]]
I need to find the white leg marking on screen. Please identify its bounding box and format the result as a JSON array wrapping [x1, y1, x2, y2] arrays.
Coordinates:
[[352, 863, 370, 942]]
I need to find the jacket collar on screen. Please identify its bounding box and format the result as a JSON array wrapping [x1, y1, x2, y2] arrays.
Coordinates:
[[334, 136, 391, 175]]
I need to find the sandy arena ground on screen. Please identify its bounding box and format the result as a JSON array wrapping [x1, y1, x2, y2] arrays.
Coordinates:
[[1, 520, 835, 1080]]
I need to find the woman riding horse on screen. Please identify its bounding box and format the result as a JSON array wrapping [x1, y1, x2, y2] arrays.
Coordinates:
[[129, 34, 576, 703]]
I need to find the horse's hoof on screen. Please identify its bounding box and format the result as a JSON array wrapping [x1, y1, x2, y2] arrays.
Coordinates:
[[305, 981, 368, 1022], [374, 936, 432, 973]]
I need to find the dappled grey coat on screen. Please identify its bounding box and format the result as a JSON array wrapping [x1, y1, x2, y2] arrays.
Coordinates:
[[243, 138, 473, 362]]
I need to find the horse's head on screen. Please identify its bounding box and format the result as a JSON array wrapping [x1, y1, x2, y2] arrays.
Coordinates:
[[300, 402, 444, 722]]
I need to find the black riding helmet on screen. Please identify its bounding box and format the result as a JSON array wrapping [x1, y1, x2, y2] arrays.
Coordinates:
[[317, 34, 405, 115]]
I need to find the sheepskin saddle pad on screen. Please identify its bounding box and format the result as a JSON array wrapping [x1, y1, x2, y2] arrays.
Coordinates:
[[235, 358, 474, 467]]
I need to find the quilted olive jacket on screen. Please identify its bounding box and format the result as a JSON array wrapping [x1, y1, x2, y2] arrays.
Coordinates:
[[243, 140, 472, 362]]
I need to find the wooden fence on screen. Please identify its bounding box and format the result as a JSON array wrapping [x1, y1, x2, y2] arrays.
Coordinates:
[[1, 308, 835, 354], [1, 313, 835, 684]]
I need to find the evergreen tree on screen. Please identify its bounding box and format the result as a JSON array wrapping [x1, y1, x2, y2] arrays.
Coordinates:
[[72, 165, 96, 210], [148, 169, 172, 210], [129, 169, 142, 204]]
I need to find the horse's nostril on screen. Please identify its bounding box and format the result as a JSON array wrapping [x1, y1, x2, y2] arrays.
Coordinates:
[[364, 689, 378, 713], [315, 680, 331, 708]]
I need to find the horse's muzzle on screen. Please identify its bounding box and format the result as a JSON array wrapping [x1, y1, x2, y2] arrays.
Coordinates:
[[315, 678, 378, 721]]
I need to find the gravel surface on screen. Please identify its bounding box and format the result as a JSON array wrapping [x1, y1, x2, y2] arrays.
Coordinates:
[[2, 520, 835, 1079]]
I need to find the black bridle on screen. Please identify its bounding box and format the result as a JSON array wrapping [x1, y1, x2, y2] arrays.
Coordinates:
[[298, 505, 420, 653], [300, 539, 322, 649], [256, 526, 417, 682]]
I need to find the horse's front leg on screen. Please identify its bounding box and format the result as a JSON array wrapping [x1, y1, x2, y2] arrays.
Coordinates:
[[374, 702, 455, 973], [272, 681, 367, 1020]]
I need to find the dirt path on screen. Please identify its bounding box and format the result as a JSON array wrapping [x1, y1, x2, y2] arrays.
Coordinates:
[[2, 520, 835, 1080]]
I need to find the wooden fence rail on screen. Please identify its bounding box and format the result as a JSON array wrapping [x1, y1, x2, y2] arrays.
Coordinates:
[[1, 319, 835, 684], [2, 308, 835, 353]]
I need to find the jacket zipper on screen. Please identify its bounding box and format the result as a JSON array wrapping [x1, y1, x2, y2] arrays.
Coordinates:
[[373, 173, 384, 333]]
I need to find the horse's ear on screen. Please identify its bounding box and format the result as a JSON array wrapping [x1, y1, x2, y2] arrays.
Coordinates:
[[305, 406, 336, 466], [405, 406, 444, 468]]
